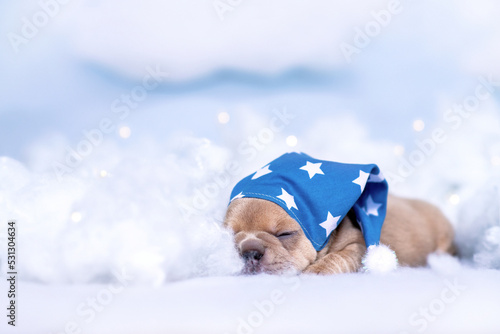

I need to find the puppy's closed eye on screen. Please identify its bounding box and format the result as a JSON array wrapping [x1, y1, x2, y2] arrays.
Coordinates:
[[275, 231, 299, 240]]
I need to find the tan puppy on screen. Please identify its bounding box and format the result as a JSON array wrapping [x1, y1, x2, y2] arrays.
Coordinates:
[[224, 195, 455, 275]]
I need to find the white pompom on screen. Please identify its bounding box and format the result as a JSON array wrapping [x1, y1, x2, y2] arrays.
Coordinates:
[[362, 244, 398, 274]]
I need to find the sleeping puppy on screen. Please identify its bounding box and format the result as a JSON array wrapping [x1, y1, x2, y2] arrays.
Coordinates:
[[224, 193, 455, 275]]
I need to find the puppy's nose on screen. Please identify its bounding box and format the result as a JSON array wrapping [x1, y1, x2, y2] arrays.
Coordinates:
[[242, 250, 264, 262], [240, 238, 266, 263]]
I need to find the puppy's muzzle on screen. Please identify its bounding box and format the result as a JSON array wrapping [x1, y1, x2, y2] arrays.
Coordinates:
[[240, 239, 266, 274], [242, 250, 263, 262]]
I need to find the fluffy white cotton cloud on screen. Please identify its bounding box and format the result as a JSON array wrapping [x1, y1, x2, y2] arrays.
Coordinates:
[[1, 107, 500, 285], [4, 0, 500, 81]]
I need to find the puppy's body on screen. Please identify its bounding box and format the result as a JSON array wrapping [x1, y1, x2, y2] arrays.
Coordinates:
[[225, 195, 455, 275]]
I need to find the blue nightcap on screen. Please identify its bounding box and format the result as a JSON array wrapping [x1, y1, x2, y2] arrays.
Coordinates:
[[229, 152, 389, 251]]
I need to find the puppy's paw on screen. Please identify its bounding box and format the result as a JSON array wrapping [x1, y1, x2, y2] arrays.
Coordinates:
[[303, 264, 326, 275], [303, 260, 344, 275], [303, 252, 362, 275]]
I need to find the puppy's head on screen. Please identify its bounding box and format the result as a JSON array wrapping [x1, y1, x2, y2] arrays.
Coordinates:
[[224, 198, 317, 274]]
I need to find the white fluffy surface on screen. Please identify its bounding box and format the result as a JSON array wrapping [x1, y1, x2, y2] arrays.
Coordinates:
[[2, 257, 500, 334]]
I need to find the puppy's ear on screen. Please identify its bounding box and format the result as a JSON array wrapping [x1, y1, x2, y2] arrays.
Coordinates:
[[223, 199, 247, 229], [222, 203, 234, 228], [222, 216, 233, 231]]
